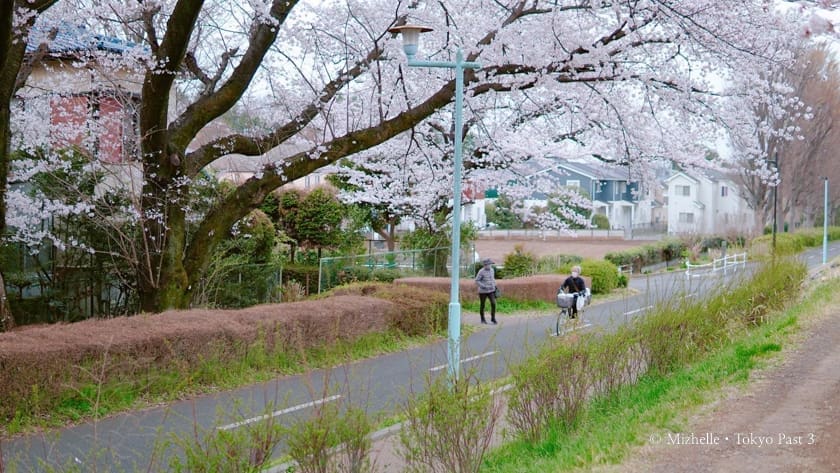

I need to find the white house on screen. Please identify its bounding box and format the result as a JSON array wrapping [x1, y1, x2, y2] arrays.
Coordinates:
[[665, 169, 755, 235]]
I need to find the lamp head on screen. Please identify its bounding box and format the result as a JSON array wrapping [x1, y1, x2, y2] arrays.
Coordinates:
[[387, 24, 433, 59]]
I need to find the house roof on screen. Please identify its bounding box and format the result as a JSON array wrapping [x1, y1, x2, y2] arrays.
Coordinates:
[[523, 157, 632, 182], [26, 23, 141, 55], [664, 171, 700, 184], [553, 159, 630, 181], [665, 167, 734, 184]]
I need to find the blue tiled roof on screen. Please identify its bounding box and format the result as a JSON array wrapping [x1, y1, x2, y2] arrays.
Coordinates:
[[25, 22, 139, 55]]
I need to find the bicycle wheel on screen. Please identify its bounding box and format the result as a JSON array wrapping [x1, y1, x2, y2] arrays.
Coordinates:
[[555, 308, 568, 335]]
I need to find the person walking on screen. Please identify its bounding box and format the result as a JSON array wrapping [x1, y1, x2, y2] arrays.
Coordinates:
[[560, 265, 586, 319], [475, 258, 497, 324]]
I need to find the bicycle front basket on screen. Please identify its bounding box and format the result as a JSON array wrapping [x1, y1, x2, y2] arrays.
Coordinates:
[[556, 293, 575, 308]]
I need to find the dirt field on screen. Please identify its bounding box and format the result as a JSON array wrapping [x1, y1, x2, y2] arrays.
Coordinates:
[[473, 236, 647, 263]]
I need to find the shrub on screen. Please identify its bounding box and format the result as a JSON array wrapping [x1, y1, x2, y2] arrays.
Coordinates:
[[581, 259, 620, 294], [591, 213, 610, 229], [399, 373, 501, 473], [617, 272, 628, 288], [472, 262, 505, 280], [284, 402, 374, 473], [337, 266, 402, 285], [507, 335, 594, 442], [167, 403, 284, 472], [503, 244, 538, 277], [604, 239, 686, 272]]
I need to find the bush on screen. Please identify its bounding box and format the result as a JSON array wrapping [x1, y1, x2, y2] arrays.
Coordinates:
[[604, 238, 686, 272], [337, 266, 402, 285], [503, 244, 539, 277], [472, 262, 505, 280], [284, 402, 374, 473], [399, 374, 501, 473], [591, 213, 610, 229], [581, 259, 620, 294], [167, 403, 284, 472], [617, 272, 628, 288], [507, 335, 594, 442]]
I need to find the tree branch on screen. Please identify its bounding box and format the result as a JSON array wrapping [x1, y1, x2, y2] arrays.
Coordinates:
[[167, 0, 298, 152]]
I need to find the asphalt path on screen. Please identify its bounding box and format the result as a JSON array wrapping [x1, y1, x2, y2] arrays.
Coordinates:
[[4, 243, 840, 471]]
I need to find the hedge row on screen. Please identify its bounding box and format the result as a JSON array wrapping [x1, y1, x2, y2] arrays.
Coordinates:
[[0, 286, 447, 424]]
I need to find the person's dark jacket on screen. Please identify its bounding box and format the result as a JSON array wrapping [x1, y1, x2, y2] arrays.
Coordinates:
[[561, 275, 586, 294]]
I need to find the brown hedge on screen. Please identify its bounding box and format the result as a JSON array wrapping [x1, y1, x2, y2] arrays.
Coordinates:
[[0, 292, 438, 423], [329, 282, 449, 335], [394, 274, 591, 303]]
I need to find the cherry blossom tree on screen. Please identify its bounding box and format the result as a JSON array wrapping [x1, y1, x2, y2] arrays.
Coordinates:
[[0, 0, 60, 327], [6, 0, 815, 313]]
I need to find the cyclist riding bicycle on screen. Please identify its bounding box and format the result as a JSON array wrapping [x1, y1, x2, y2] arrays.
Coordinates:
[[559, 265, 587, 319]]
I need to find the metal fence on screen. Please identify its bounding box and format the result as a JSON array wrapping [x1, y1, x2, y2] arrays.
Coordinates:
[[685, 252, 747, 279], [318, 245, 476, 294], [193, 263, 284, 308]]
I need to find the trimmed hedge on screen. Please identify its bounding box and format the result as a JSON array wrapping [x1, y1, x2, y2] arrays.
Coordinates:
[[604, 238, 686, 272], [0, 286, 447, 424], [395, 275, 576, 304]]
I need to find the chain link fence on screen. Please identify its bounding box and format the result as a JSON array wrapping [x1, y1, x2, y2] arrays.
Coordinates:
[[193, 262, 284, 309], [318, 245, 477, 294]]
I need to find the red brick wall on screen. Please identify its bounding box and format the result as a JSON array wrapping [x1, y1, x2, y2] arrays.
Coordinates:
[[97, 95, 124, 164], [49, 94, 128, 163]]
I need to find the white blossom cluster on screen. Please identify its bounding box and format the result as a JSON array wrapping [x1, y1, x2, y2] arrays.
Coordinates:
[[6, 0, 835, 262]]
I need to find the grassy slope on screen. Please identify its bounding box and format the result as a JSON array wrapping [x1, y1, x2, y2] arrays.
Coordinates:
[[482, 276, 839, 472]]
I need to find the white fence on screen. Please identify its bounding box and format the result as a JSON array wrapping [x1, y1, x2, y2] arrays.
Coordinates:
[[685, 252, 747, 279]]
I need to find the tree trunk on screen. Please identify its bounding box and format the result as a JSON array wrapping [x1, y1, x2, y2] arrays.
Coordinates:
[[137, 209, 192, 312], [0, 272, 12, 331], [1, 87, 13, 331]]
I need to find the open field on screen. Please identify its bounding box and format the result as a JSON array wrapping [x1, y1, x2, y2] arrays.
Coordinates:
[[473, 236, 648, 263]]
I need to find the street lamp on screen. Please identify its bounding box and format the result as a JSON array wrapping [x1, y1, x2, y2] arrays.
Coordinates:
[[389, 22, 480, 382], [823, 177, 829, 265], [771, 151, 778, 253]]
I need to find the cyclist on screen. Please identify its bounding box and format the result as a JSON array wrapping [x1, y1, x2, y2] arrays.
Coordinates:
[[560, 265, 586, 319]]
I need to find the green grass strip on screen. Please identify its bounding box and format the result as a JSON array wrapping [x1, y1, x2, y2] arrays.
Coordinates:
[[482, 276, 840, 472], [462, 299, 555, 314]]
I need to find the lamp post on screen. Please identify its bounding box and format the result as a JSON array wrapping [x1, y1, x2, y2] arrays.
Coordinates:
[[389, 23, 480, 382], [824, 177, 829, 265], [771, 151, 778, 253]]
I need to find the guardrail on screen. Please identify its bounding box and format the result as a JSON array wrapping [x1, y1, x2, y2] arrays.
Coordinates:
[[685, 252, 747, 279]]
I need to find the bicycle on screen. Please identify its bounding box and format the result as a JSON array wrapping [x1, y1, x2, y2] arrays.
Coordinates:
[[554, 290, 590, 336]]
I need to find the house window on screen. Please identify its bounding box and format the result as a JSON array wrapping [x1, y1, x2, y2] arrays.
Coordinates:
[[721, 186, 728, 197], [616, 181, 627, 199], [678, 212, 694, 223], [566, 179, 580, 188], [674, 185, 690, 197]]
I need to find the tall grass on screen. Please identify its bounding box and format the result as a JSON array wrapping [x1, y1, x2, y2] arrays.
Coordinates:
[[488, 258, 816, 472]]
